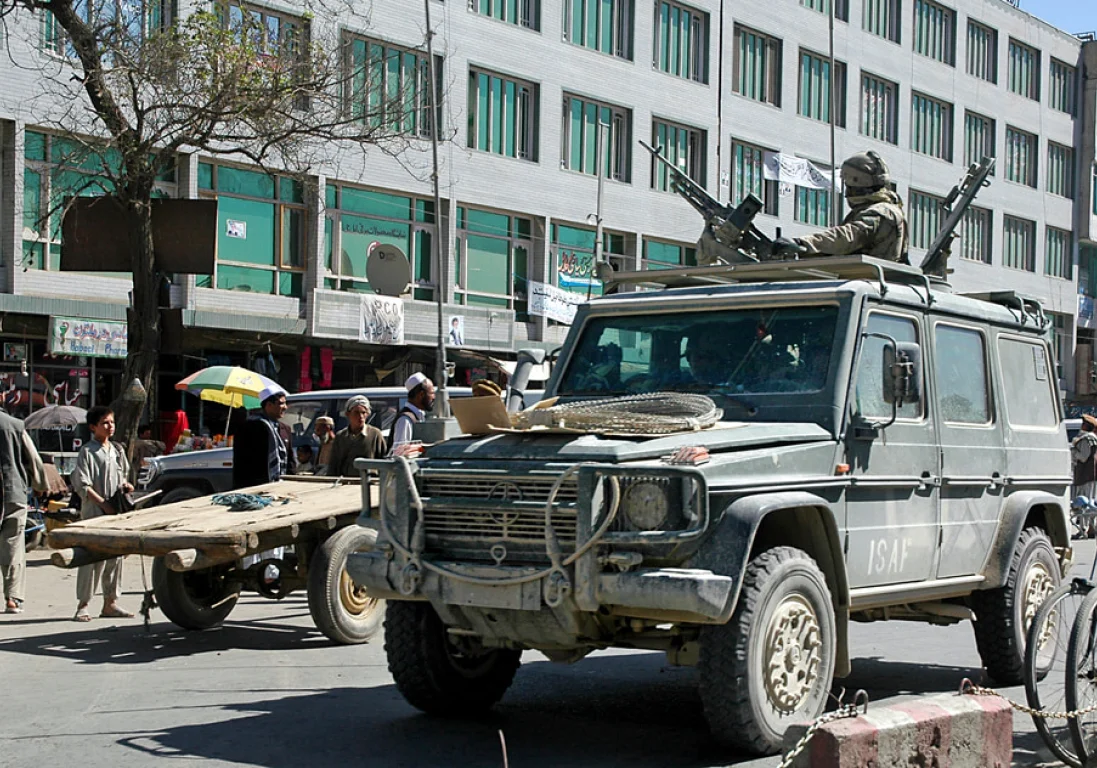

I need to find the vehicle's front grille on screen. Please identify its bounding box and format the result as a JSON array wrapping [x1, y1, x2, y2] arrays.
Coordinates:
[[420, 476, 578, 504], [421, 506, 578, 543], [138, 463, 153, 488]]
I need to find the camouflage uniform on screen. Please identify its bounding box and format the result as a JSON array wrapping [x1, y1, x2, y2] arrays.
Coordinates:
[[796, 188, 909, 264]]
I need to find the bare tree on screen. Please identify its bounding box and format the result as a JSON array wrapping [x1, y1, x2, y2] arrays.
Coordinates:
[[1, 0, 436, 444]]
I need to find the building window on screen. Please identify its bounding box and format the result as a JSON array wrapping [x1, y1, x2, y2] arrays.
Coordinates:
[[345, 37, 440, 138], [1047, 142, 1074, 199], [960, 206, 991, 264], [652, 1, 708, 83], [651, 119, 705, 191], [1045, 226, 1072, 280], [455, 206, 532, 318], [732, 24, 781, 106], [221, 2, 305, 57], [467, 69, 539, 161], [730, 140, 778, 216], [860, 73, 898, 144], [1008, 38, 1040, 101], [470, 0, 540, 30], [913, 0, 955, 65], [795, 185, 830, 226], [911, 92, 952, 161], [1002, 214, 1035, 271], [1049, 59, 1077, 115], [551, 222, 626, 297], [561, 94, 631, 181], [908, 190, 943, 250], [197, 162, 306, 298], [643, 239, 696, 270], [862, 0, 900, 42], [43, 0, 174, 55], [563, 0, 634, 60], [801, 0, 848, 22], [798, 50, 846, 127], [322, 183, 435, 300], [963, 111, 995, 172], [965, 20, 997, 83], [1004, 126, 1037, 187]]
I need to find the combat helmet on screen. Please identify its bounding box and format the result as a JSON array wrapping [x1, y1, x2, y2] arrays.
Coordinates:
[[840, 150, 890, 190]]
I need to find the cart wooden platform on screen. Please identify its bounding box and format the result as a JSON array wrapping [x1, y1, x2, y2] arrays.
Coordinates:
[[49, 477, 382, 644]]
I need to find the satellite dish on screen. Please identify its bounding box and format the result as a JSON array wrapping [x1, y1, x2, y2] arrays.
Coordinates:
[[366, 244, 412, 297]]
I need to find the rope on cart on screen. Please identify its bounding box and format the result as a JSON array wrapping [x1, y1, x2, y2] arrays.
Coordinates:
[[211, 493, 275, 511]]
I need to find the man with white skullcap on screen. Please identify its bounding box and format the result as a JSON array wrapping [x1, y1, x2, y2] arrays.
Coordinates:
[[389, 372, 436, 452], [326, 395, 387, 477]]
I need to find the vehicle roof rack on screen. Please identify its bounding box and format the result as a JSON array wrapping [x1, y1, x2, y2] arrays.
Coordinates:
[[957, 290, 1050, 328], [604, 255, 940, 295]]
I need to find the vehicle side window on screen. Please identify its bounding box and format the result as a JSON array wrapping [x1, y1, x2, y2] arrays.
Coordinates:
[[935, 324, 990, 424], [855, 313, 922, 420], [370, 398, 400, 431], [997, 337, 1058, 428]]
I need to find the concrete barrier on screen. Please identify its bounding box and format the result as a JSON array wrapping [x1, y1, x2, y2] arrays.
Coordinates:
[[785, 693, 1012, 767]]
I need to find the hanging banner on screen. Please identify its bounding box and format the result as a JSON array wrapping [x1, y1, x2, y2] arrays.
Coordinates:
[[762, 152, 833, 190], [529, 280, 584, 324], [49, 316, 128, 358], [359, 294, 404, 345]]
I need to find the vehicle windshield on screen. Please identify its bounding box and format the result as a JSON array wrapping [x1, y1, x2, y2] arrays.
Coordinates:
[[556, 305, 839, 402]]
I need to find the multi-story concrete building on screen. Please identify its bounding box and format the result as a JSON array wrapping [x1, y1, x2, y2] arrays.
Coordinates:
[[0, 0, 1094, 432]]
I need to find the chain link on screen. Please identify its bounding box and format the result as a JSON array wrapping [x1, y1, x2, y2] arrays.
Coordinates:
[[961, 679, 1097, 721], [777, 691, 869, 768]]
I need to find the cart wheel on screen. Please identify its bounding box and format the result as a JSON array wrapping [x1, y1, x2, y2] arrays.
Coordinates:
[[308, 526, 384, 644], [152, 557, 240, 630]]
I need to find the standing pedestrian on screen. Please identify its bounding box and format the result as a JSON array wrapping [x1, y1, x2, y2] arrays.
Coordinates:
[[233, 389, 293, 488], [71, 406, 134, 622], [313, 416, 335, 474], [1073, 414, 1097, 500], [326, 396, 387, 477], [0, 408, 47, 614], [389, 373, 435, 453]]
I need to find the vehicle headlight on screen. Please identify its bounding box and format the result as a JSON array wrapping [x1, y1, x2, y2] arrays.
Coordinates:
[[621, 479, 671, 531]]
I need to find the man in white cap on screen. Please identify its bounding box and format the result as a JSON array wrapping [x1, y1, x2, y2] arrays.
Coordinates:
[[326, 395, 387, 477], [390, 373, 435, 451]]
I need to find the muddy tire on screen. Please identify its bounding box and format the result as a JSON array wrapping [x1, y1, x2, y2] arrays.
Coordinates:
[[152, 557, 240, 630], [307, 526, 384, 644], [699, 547, 836, 755], [385, 600, 520, 715], [971, 527, 1059, 685], [160, 486, 205, 506]]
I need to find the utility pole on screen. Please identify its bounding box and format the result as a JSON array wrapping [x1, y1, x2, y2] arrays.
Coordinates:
[[424, 0, 450, 420], [589, 120, 609, 299], [828, 0, 837, 225]]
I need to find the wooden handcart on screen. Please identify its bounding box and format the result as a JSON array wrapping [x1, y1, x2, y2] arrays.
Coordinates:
[[48, 476, 382, 644]]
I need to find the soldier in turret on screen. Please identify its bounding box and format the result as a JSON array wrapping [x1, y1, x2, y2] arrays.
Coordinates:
[[772, 151, 909, 264]]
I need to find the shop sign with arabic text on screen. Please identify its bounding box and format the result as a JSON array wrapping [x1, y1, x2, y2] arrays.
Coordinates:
[[49, 317, 128, 359]]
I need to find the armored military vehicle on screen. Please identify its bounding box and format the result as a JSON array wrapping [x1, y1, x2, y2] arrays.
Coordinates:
[[347, 159, 1070, 754]]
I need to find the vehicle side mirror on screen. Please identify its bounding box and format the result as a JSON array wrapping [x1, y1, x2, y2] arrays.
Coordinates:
[[883, 342, 922, 406]]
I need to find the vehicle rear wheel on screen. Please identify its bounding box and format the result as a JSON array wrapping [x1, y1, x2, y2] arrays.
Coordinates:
[[160, 486, 205, 506], [152, 557, 240, 630], [307, 526, 384, 644], [385, 600, 521, 715], [698, 546, 836, 755], [971, 527, 1059, 685]]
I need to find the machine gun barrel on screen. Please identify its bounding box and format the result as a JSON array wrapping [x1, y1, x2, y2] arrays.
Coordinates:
[[920, 156, 996, 277], [640, 140, 727, 220]]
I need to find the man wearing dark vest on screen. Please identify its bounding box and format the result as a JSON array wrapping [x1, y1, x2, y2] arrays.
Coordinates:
[[0, 408, 45, 614], [389, 372, 436, 453], [233, 388, 295, 489], [1073, 414, 1097, 500]]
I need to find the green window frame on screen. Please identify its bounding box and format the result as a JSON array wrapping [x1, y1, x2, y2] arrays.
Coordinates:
[[801, 0, 848, 22], [910, 92, 952, 161], [345, 36, 440, 138], [652, 0, 708, 83], [1008, 38, 1040, 101], [1045, 226, 1072, 280], [651, 119, 705, 192], [1049, 59, 1077, 115], [965, 19, 997, 83], [561, 94, 631, 181], [197, 161, 306, 298], [455, 206, 532, 318], [221, 1, 305, 59], [551, 222, 626, 297], [732, 24, 782, 106], [730, 139, 778, 216], [470, 0, 540, 30], [42, 0, 174, 55], [467, 69, 539, 161], [562, 0, 634, 59], [862, 0, 900, 42], [795, 186, 830, 226], [1002, 214, 1035, 272], [913, 0, 955, 65], [908, 190, 943, 250], [642, 239, 696, 270], [959, 206, 991, 264], [1047, 142, 1074, 199], [963, 111, 995, 173], [798, 49, 846, 126], [860, 73, 898, 144], [1004, 126, 1037, 188]]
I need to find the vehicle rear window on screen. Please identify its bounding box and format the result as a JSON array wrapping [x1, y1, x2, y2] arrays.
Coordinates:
[[997, 336, 1058, 428]]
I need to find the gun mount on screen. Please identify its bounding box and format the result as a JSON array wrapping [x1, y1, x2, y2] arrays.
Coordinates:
[[641, 140, 774, 265], [920, 156, 996, 278]]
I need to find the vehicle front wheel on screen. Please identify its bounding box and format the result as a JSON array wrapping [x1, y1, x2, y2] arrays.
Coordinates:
[[152, 557, 241, 630], [307, 526, 384, 644], [159, 486, 206, 506], [698, 546, 836, 755], [384, 601, 521, 715], [971, 526, 1059, 685]]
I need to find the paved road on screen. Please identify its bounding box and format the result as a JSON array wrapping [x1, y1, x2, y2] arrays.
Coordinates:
[[0, 541, 1088, 767]]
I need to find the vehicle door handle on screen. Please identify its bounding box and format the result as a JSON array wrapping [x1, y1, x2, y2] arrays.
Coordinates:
[[919, 472, 941, 488]]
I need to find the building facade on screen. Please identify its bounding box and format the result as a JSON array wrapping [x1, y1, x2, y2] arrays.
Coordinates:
[[0, 0, 1095, 431]]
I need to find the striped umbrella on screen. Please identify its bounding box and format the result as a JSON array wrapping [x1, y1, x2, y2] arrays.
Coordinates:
[[175, 366, 286, 410]]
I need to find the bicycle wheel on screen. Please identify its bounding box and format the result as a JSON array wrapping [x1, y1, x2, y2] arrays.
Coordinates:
[[1066, 586, 1097, 762], [1026, 579, 1092, 767]]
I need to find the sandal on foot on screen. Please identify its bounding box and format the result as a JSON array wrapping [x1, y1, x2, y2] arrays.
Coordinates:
[[5, 599, 23, 614], [100, 606, 134, 619], [73, 607, 92, 622]]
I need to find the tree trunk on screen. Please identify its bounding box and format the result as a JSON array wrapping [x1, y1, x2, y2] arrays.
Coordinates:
[[114, 195, 160, 454]]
